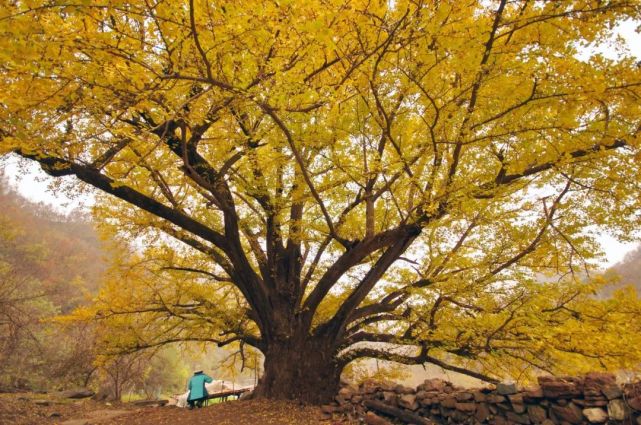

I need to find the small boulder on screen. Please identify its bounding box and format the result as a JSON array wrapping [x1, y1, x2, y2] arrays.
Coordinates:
[[441, 396, 457, 409], [528, 405, 547, 424], [550, 402, 583, 424], [455, 402, 476, 413], [538, 376, 583, 399], [583, 399, 608, 408], [524, 386, 544, 401], [627, 395, 641, 411], [584, 373, 616, 389], [398, 394, 418, 410], [584, 373, 616, 404], [602, 384, 622, 400], [492, 416, 509, 425], [473, 391, 486, 402], [509, 393, 526, 413], [394, 384, 414, 394], [418, 378, 447, 392], [475, 403, 490, 422], [582, 407, 608, 424], [382, 391, 397, 405], [455, 392, 474, 402], [486, 394, 507, 404], [496, 401, 512, 411], [450, 410, 469, 423], [484, 383, 497, 392], [418, 396, 433, 407], [506, 411, 531, 424], [496, 383, 517, 395], [364, 412, 393, 425], [607, 399, 628, 421]]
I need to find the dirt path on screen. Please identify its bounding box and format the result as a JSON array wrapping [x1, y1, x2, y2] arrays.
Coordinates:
[[0, 393, 357, 425], [57, 410, 130, 425], [0, 394, 138, 425], [94, 399, 352, 425]]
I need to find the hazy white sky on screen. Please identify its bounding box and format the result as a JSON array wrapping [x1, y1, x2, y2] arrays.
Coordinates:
[[1, 19, 640, 267], [2, 156, 85, 208]]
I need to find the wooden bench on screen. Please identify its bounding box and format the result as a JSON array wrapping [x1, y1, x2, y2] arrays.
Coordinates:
[[205, 388, 251, 404]]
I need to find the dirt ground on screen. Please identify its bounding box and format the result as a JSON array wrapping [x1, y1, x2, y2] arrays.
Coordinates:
[[98, 399, 352, 425], [0, 393, 356, 425], [0, 395, 100, 424]]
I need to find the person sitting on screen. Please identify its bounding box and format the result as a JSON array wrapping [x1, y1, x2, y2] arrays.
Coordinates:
[[187, 367, 213, 409]]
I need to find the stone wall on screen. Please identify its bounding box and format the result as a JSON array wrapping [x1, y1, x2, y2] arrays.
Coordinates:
[[322, 373, 641, 425]]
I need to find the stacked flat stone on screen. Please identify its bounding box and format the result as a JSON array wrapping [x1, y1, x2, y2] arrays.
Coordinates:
[[320, 373, 641, 424]]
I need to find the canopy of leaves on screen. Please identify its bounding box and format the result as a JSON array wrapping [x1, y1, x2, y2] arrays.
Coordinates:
[[2, 0, 641, 383]]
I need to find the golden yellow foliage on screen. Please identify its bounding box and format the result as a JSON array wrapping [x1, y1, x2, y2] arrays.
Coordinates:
[[2, 0, 641, 401]]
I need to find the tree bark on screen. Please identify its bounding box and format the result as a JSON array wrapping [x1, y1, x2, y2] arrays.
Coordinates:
[[252, 337, 341, 404]]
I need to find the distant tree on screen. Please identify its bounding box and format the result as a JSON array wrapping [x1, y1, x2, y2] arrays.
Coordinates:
[[2, 0, 641, 402], [0, 177, 105, 390], [95, 351, 151, 401]]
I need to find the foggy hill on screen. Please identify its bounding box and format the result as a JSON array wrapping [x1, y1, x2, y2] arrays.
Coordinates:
[[604, 245, 641, 295], [0, 173, 109, 390]]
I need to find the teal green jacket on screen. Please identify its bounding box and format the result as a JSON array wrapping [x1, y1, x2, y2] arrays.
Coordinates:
[[187, 372, 213, 401]]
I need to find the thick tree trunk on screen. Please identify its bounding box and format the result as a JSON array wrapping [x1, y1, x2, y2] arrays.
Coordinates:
[[252, 337, 341, 404]]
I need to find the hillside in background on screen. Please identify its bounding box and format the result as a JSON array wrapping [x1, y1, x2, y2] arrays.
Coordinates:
[[0, 173, 109, 390], [606, 245, 641, 293], [0, 182, 107, 306]]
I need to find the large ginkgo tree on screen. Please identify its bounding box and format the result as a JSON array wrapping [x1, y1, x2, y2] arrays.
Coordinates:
[[2, 0, 641, 402]]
